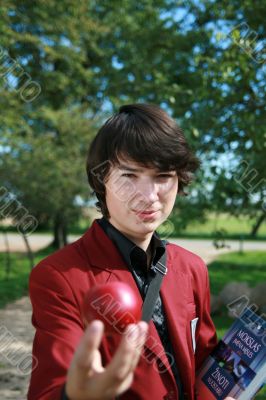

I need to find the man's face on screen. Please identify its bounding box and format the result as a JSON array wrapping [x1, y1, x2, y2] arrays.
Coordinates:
[[104, 159, 178, 244]]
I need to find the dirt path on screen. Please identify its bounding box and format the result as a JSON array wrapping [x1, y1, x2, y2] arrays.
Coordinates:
[[0, 297, 34, 399], [0, 234, 265, 399]]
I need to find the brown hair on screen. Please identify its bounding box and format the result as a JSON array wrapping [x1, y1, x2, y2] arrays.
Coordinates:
[[87, 103, 199, 218]]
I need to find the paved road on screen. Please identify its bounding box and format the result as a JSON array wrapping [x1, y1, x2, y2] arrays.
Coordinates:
[[0, 232, 265, 264]]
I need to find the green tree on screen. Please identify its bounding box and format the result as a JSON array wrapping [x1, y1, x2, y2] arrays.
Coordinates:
[[0, 1, 106, 246], [1, 0, 265, 245], [0, 107, 94, 247], [185, 0, 266, 234]]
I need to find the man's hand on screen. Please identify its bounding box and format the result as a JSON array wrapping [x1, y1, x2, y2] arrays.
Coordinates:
[[65, 320, 148, 400]]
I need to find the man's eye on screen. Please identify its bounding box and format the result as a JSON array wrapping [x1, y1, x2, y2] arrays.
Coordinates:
[[121, 173, 135, 178], [158, 174, 173, 178]]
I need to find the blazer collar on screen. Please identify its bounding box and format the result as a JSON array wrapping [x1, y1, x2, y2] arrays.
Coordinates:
[[97, 217, 165, 274], [81, 219, 126, 270]]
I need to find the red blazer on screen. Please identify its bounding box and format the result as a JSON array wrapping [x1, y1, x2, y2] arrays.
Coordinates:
[[28, 220, 217, 400]]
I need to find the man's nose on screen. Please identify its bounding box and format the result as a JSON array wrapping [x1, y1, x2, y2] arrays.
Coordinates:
[[135, 180, 159, 204]]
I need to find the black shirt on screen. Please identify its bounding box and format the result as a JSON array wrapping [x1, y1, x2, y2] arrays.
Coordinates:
[[98, 217, 184, 399]]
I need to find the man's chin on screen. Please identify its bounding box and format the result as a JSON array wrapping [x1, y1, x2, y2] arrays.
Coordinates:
[[134, 219, 161, 233]]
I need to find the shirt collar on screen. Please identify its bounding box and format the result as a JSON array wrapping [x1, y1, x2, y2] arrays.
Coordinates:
[[97, 217, 166, 276]]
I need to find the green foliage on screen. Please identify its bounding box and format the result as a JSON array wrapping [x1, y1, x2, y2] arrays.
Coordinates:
[[182, 1, 266, 221], [0, 107, 93, 228], [0, 1, 105, 240], [0, 0, 265, 242]]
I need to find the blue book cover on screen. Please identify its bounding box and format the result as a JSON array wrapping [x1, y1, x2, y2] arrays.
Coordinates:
[[196, 308, 266, 399]]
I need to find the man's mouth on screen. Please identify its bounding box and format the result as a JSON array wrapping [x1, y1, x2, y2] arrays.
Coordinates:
[[133, 210, 159, 218]]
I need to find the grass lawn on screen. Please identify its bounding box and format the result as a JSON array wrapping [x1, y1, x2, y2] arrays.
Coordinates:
[[208, 250, 266, 298], [208, 250, 266, 337], [0, 245, 55, 308], [169, 212, 266, 240]]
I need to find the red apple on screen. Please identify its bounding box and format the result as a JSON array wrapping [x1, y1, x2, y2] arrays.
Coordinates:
[[82, 282, 142, 335]]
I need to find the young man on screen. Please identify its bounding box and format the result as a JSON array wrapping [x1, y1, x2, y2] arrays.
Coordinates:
[[28, 104, 235, 400]]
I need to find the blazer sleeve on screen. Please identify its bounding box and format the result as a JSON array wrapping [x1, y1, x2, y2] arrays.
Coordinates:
[[28, 263, 84, 400], [194, 261, 218, 372]]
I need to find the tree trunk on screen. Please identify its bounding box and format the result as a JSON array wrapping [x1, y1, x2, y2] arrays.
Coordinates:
[[22, 233, 35, 270], [52, 213, 68, 249], [250, 213, 265, 237], [3, 230, 11, 278]]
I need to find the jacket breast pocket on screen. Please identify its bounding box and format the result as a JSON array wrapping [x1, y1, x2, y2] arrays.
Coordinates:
[[186, 303, 198, 354], [190, 317, 199, 353], [187, 302, 197, 319]]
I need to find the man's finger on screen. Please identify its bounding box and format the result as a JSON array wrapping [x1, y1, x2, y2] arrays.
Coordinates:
[[74, 320, 104, 372], [105, 322, 148, 383], [125, 322, 149, 371]]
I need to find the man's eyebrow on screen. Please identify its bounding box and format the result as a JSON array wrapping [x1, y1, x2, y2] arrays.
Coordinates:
[[117, 164, 143, 172], [117, 164, 176, 174]]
